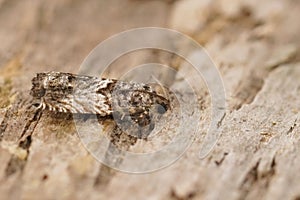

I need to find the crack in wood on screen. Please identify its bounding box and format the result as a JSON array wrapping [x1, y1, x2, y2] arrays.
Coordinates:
[[5, 155, 27, 177], [0, 108, 11, 142], [239, 156, 276, 200], [170, 188, 197, 200], [19, 108, 43, 139], [287, 118, 297, 135], [18, 135, 32, 150], [231, 47, 298, 112], [4, 106, 42, 177], [266, 48, 298, 71], [217, 113, 226, 128], [214, 152, 229, 166], [5, 135, 33, 177], [261, 157, 276, 181], [93, 122, 138, 187], [231, 73, 264, 111], [239, 160, 260, 199]]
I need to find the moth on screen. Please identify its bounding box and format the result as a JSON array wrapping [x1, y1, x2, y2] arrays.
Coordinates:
[[30, 72, 171, 138]]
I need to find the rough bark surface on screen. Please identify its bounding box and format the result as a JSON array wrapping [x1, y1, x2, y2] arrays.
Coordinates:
[[0, 0, 299, 200]]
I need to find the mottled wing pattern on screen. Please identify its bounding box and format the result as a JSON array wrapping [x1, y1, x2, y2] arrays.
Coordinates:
[[31, 71, 172, 139], [30, 71, 170, 117], [68, 76, 115, 115], [31, 72, 115, 116]]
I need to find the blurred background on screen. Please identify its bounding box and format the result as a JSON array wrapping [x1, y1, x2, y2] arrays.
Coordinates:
[[0, 0, 299, 199], [0, 0, 299, 104]]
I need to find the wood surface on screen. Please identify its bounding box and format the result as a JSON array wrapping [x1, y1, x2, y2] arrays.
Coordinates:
[[0, 0, 299, 199]]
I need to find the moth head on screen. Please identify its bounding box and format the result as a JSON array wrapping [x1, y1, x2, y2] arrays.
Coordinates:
[[126, 88, 170, 117]]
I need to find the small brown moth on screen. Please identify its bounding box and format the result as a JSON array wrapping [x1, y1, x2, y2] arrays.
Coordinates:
[[30, 71, 171, 138]]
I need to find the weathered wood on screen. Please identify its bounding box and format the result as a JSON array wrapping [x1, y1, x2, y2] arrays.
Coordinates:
[[0, 0, 299, 200]]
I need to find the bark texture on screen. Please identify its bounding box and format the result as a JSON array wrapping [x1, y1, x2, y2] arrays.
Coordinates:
[[0, 0, 299, 200]]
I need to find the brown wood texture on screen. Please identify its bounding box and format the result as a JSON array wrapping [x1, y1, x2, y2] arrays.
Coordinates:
[[0, 0, 299, 199]]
